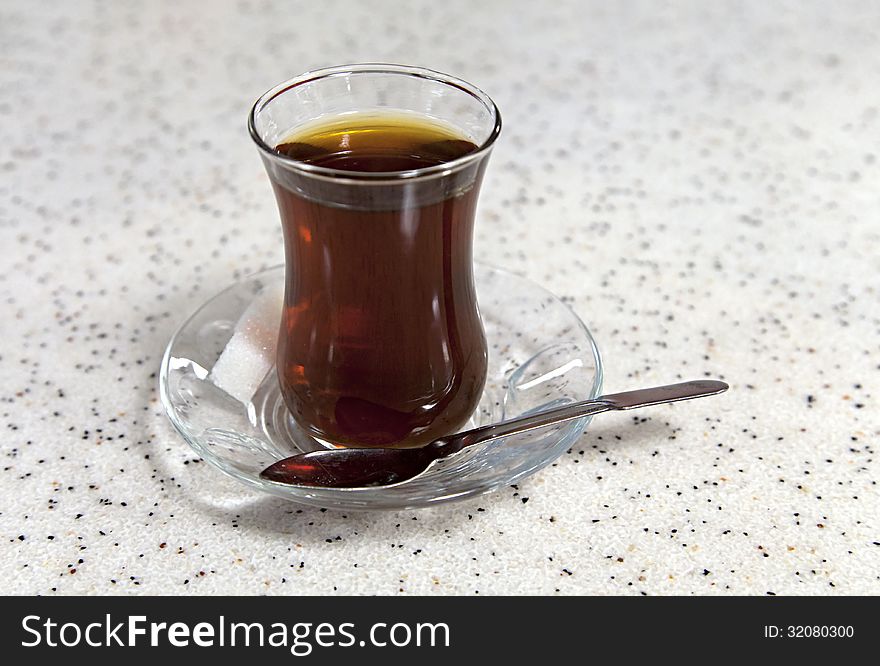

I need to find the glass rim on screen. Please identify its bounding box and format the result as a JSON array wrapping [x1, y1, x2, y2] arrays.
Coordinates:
[[248, 63, 502, 183]]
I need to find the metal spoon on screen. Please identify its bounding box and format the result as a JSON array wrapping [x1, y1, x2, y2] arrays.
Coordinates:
[[260, 379, 729, 488]]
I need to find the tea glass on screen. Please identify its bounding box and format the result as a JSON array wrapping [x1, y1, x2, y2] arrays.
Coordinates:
[[249, 64, 502, 448]]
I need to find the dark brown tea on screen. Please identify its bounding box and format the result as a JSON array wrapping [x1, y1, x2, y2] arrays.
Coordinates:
[[268, 112, 489, 448]]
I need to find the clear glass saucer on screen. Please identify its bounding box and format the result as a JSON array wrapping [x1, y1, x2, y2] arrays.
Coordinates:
[[159, 264, 602, 510]]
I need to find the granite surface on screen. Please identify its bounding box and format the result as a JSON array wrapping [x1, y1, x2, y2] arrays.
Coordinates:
[[1, 0, 877, 595]]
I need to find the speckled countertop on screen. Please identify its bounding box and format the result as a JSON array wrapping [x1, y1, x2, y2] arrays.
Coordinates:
[[1, 0, 878, 595]]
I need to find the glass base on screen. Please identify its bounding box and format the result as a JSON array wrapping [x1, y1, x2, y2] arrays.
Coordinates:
[[159, 263, 602, 510]]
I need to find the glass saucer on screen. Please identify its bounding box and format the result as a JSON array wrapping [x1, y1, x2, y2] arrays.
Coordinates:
[[159, 264, 602, 510]]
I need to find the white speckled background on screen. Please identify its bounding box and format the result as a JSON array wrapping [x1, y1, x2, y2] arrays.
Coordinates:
[[1, 0, 877, 595]]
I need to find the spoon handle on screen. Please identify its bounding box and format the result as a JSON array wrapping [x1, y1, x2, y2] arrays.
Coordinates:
[[453, 379, 729, 450]]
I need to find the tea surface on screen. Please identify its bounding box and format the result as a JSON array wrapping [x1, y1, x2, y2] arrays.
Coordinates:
[[275, 112, 478, 172]]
